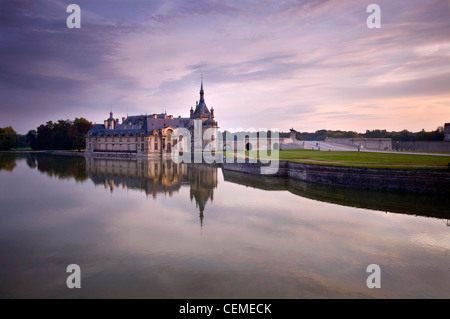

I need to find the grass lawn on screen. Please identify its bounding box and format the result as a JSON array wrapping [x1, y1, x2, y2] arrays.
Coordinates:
[[243, 149, 450, 169], [9, 147, 33, 151]]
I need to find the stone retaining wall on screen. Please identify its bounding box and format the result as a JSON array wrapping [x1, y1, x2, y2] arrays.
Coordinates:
[[396, 141, 450, 152], [325, 137, 392, 150], [222, 161, 450, 194], [46, 150, 85, 157]]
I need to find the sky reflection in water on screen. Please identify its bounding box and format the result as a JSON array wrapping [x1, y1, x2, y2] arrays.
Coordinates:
[[0, 154, 449, 298]]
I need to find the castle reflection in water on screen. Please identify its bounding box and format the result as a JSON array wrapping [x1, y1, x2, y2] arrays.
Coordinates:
[[85, 158, 218, 227], [3, 153, 449, 224]]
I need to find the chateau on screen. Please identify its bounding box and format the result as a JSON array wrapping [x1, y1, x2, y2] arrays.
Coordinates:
[[85, 81, 218, 158]]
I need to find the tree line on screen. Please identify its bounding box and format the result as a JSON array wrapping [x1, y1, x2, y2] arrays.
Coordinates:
[[362, 128, 444, 141], [281, 127, 445, 141], [0, 127, 27, 150], [0, 118, 92, 151], [27, 118, 92, 151]]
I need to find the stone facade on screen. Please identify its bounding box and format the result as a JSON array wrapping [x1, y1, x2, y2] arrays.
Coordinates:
[[85, 81, 219, 159]]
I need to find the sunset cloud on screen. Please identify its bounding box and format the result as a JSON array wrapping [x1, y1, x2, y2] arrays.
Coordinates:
[[0, 0, 449, 133]]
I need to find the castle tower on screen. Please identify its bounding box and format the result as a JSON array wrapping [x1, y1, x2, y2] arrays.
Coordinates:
[[191, 79, 212, 120]]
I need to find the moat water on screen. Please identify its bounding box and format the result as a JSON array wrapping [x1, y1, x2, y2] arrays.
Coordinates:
[[0, 153, 449, 298]]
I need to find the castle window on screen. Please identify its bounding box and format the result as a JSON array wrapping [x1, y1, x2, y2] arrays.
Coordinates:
[[155, 141, 158, 150]]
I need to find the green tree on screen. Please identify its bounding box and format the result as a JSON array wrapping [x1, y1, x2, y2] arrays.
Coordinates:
[[26, 130, 37, 149], [34, 118, 93, 150], [0, 126, 18, 150], [51, 120, 72, 150], [36, 124, 52, 150], [70, 118, 93, 151]]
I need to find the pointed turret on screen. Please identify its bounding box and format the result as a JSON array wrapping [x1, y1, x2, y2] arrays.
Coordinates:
[[191, 79, 211, 119], [199, 80, 205, 102]]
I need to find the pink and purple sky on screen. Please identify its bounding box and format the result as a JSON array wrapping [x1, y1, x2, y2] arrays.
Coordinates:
[[1, 0, 449, 134]]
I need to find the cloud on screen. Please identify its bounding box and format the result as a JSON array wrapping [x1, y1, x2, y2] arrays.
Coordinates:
[[0, 0, 449, 133]]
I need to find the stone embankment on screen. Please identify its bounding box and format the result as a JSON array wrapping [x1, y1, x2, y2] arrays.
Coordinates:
[[222, 161, 450, 194]]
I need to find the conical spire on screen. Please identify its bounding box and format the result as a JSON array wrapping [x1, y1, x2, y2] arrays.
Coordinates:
[[192, 76, 210, 118], [199, 77, 205, 103]]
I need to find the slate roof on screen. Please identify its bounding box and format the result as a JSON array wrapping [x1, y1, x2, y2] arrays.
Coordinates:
[[87, 115, 191, 137], [143, 117, 190, 131]]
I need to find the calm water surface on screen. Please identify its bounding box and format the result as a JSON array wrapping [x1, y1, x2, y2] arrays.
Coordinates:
[[0, 154, 449, 298]]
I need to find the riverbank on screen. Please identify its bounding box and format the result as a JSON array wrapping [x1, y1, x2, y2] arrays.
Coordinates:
[[0, 150, 46, 154], [0, 150, 85, 156], [46, 150, 85, 157], [222, 161, 450, 194]]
